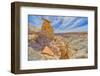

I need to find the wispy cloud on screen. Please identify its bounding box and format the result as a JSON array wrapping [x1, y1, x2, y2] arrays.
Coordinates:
[[28, 15, 88, 33]]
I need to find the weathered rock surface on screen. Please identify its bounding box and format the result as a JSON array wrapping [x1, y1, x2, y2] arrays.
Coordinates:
[[28, 47, 43, 60], [28, 19, 88, 60]]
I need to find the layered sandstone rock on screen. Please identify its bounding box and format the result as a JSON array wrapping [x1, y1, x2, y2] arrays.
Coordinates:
[[28, 18, 87, 60], [41, 18, 54, 39]]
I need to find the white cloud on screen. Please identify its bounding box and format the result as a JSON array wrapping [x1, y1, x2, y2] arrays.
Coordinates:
[[54, 25, 88, 33]]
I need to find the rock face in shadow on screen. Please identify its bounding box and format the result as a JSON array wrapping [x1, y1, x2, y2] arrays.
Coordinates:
[[28, 47, 43, 60]]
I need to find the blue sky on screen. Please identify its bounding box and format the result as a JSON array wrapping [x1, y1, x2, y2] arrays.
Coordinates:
[[28, 15, 88, 33]]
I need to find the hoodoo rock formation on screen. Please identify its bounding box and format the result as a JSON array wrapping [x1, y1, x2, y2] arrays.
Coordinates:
[[39, 18, 71, 59], [41, 18, 54, 40]]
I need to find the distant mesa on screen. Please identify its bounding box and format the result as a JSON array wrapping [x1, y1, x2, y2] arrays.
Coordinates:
[[28, 24, 40, 34]]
